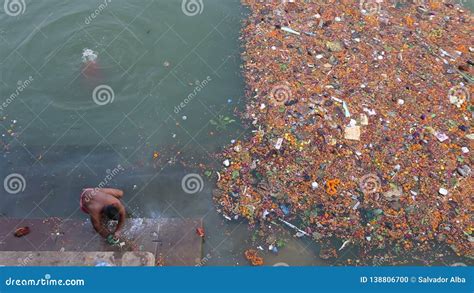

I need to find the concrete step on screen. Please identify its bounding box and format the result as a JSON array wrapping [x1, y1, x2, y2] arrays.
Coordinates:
[[0, 218, 203, 266], [0, 251, 154, 266]]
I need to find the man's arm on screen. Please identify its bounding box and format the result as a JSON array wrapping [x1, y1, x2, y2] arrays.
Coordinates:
[[91, 214, 110, 238], [113, 204, 127, 237], [98, 188, 124, 199]]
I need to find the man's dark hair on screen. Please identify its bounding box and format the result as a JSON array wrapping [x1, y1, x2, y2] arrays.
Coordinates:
[[102, 205, 120, 221]]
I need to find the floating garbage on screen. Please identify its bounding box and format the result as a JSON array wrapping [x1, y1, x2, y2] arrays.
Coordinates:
[[338, 240, 351, 251], [244, 249, 264, 266], [279, 218, 310, 237], [196, 227, 205, 238], [275, 137, 284, 150], [214, 0, 474, 264], [281, 26, 300, 36], [438, 188, 449, 196], [344, 126, 361, 141]]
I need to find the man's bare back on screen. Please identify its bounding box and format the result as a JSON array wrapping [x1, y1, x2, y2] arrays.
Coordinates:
[[80, 188, 126, 240]]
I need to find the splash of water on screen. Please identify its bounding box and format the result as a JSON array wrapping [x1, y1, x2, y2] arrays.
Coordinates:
[[82, 48, 97, 63]]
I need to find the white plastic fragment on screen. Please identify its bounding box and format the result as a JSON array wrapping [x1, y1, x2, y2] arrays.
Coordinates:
[[449, 94, 466, 108], [338, 239, 351, 251], [342, 101, 351, 117], [352, 201, 360, 210], [275, 137, 284, 150], [435, 132, 449, 142], [279, 218, 310, 237], [281, 26, 300, 36], [344, 125, 361, 141], [363, 107, 377, 116]]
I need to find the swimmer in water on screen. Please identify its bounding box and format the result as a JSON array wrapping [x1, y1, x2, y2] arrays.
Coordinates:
[[81, 48, 101, 81]]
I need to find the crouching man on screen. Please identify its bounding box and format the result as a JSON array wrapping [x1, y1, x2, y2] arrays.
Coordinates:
[[80, 188, 126, 244]]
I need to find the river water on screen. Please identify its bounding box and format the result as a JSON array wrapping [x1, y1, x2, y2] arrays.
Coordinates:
[[0, 0, 259, 266], [0, 1, 472, 266]]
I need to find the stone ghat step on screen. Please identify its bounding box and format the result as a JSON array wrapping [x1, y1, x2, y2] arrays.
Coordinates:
[[0, 251, 154, 266], [0, 218, 203, 266]]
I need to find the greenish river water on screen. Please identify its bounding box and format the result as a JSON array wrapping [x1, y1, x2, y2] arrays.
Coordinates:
[[0, 1, 472, 266], [0, 0, 259, 266]]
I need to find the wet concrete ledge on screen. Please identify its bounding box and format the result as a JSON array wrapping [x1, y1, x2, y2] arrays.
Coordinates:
[[0, 218, 203, 266]]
